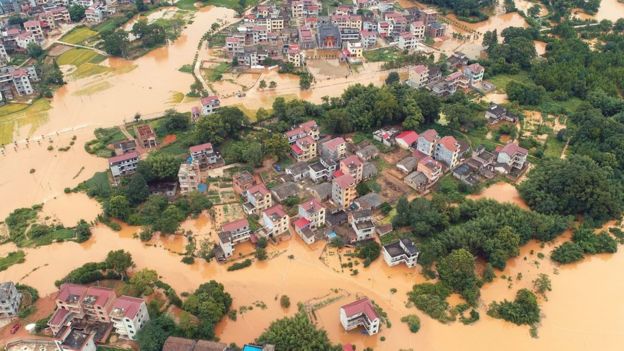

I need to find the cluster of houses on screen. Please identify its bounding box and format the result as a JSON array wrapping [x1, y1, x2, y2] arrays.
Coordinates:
[[3, 281, 149, 351], [224, 1, 447, 67], [162, 337, 275, 351], [407, 51, 486, 96], [0, 0, 121, 100]]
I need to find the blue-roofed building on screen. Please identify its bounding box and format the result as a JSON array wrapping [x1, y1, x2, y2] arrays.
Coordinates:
[[242, 345, 275, 351]]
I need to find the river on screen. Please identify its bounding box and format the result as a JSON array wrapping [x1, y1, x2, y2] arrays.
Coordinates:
[[1, 185, 624, 350]]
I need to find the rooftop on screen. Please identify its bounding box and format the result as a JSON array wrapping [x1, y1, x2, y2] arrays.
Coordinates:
[[264, 205, 287, 220], [222, 218, 249, 233], [136, 124, 155, 139], [110, 295, 144, 319], [340, 298, 379, 321], [438, 135, 459, 152], [420, 129, 439, 142], [190, 143, 214, 154], [323, 137, 346, 151], [396, 130, 419, 145], [301, 198, 324, 213], [334, 174, 356, 189]]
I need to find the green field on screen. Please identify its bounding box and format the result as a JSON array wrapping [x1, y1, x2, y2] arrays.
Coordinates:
[[0, 251, 25, 271], [488, 72, 532, 92], [60, 27, 99, 45], [0, 99, 51, 144], [363, 48, 400, 62], [57, 48, 111, 79]]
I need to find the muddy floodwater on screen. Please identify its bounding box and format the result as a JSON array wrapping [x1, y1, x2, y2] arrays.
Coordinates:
[[467, 181, 529, 209], [2, 187, 624, 350]]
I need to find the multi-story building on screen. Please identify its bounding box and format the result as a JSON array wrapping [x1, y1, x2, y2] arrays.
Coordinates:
[[290, 135, 317, 162], [416, 129, 439, 156], [495, 143, 528, 173], [23, 20, 44, 42], [200, 95, 220, 115], [339, 155, 363, 183], [54, 328, 97, 351], [395, 130, 419, 150], [308, 157, 337, 182], [360, 30, 377, 48], [262, 205, 289, 237], [417, 156, 443, 182], [225, 36, 245, 54], [233, 171, 256, 195], [434, 135, 460, 168], [135, 125, 157, 149], [464, 63, 484, 85], [0, 43, 10, 63], [410, 20, 425, 40], [407, 64, 428, 88], [0, 281, 21, 318], [11, 68, 34, 95], [321, 137, 347, 161], [178, 161, 201, 194], [287, 44, 305, 67], [218, 218, 251, 258], [317, 23, 342, 49], [339, 298, 380, 335], [48, 284, 117, 334], [349, 209, 375, 242], [382, 238, 419, 268], [398, 32, 417, 50], [109, 296, 150, 340], [284, 120, 320, 143], [332, 174, 357, 209], [189, 142, 220, 168], [294, 198, 325, 244], [108, 151, 139, 181], [243, 183, 273, 215]]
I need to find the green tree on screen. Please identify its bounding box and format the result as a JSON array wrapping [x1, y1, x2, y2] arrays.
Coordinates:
[[144, 153, 180, 181], [257, 312, 338, 350], [269, 81, 277, 89], [105, 195, 131, 220], [154, 205, 184, 234], [74, 220, 91, 243], [385, 71, 400, 85], [255, 247, 268, 260], [125, 174, 150, 205], [136, 315, 176, 351], [105, 250, 134, 280], [355, 241, 381, 267], [532, 273, 551, 299], [27, 43, 44, 59], [280, 295, 291, 308], [130, 269, 158, 295], [259, 80, 267, 89], [69, 4, 86, 22], [487, 289, 540, 325], [437, 249, 480, 304], [102, 30, 130, 57]]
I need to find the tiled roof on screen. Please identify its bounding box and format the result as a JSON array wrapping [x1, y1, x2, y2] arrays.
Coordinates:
[[248, 183, 270, 196], [294, 217, 311, 229], [395, 131, 419, 145], [222, 218, 249, 233], [334, 174, 356, 189], [438, 136, 458, 152], [108, 151, 139, 165], [264, 205, 287, 219], [301, 198, 324, 213], [200, 96, 219, 106], [110, 295, 143, 319], [189, 143, 213, 153], [323, 137, 346, 151], [420, 129, 439, 142], [499, 142, 527, 157], [340, 298, 379, 321]]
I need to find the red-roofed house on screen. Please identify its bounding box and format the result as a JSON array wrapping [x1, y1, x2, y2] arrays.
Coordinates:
[[190, 142, 221, 168], [321, 137, 347, 161], [291, 135, 317, 162], [295, 198, 326, 244], [398, 32, 417, 50], [109, 296, 150, 340], [285, 120, 320, 143], [24, 20, 44, 41], [218, 218, 251, 258], [332, 174, 357, 209], [416, 129, 439, 156], [244, 183, 273, 215], [339, 298, 380, 335], [200, 96, 220, 115], [135, 124, 157, 149], [108, 151, 139, 181], [417, 156, 443, 182], [395, 131, 419, 149], [495, 142, 528, 173], [434, 135, 460, 168], [49, 284, 116, 334], [340, 155, 364, 182], [262, 205, 289, 237]]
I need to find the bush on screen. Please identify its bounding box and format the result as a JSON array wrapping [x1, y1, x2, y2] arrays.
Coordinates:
[[551, 241, 585, 264], [355, 240, 381, 267], [280, 295, 291, 308], [487, 289, 541, 325], [400, 314, 421, 333], [255, 248, 268, 261], [181, 256, 194, 264], [408, 283, 454, 323], [227, 259, 252, 271]]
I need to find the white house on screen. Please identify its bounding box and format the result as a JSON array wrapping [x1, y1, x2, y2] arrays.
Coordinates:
[[382, 238, 419, 268]]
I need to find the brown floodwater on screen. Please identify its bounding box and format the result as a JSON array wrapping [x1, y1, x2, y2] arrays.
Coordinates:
[[2, 190, 624, 349], [573, 0, 624, 21], [468, 181, 529, 209]]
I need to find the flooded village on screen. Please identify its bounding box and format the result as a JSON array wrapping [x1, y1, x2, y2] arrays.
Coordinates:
[[1, 0, 624, 350]]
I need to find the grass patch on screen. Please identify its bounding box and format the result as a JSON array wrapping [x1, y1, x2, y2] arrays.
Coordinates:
[[93, 15, 132, 33], [488, 72, 532, 92], [73, 81, 113, 96], [84, 127, 127, 158], [176, 0, 200, 10], [203, 62, 231, 82], [169, 91, 186, 104], [543, 135, 565, 159], [0, 251, 26, 271], [76, 171, 112, 199], [158, 130, 194, 156], [363, 47, 400, 62], [60, 27, 98, 45], [202, 0, 258, 11], [57, 48, 106, 67], [179, 64, 194, 73]]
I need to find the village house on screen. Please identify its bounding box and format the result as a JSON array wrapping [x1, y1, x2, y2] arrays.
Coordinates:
[[416, 129, 439, 156], [426, 21, 446, 37], [495, 143, 528, 174], [262, 205, 290, 237], [395, 130, 419, 149], [321, 137, 347, 161], [362, 162, 378, 180], [294, 198, 326, 244], [354, 192, 383, 210], [109, 296, 150, 340], [348, 209, 375, 242], [285, 120, 320, 143], [290, 135, 317, 162], [23, 20, 44, 42], [464, 63, 484, 85], [48, 284, 149, 342], [218, 218, 252, 258], [356, 144, 379, 161], [447, 51, 469, 69], [108, 151, 139, 182], [434, 135, 461, 169], [373, 127, 398, 147], [271, 182, 299, 203], [200, 96, 220, 115], [112, 140, 136, 156], [410, 20, 425, 40], [417, 155, 443, 183], [308, 157, 337, 182], [287, 44, 305, 67], [317, 23, 342, 49], [311, 182, 332, 201], [332, 174, 357, 209], [286, 161, 310, 181], [360, 30, 377, 48], [189, 142, 221, 168], [485, 103, 518, 124], [0, 281, 21, 318], [339, 155, 364, 183], [135, 124, 157, 149], [243, 183, 273, 215], [407, 64, 428, 88], [233, 171, 256, 195], [55, 328, 97, 351], [397, 156, 418, 174], [162, 337, 229, 351], [382, 238, 419, 268], [404, 171, 429, 192], [178, 161, 201, 194], [398, 32, 417, 51], [342, 41, 363, 64], [339, 298, 380, 336]]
